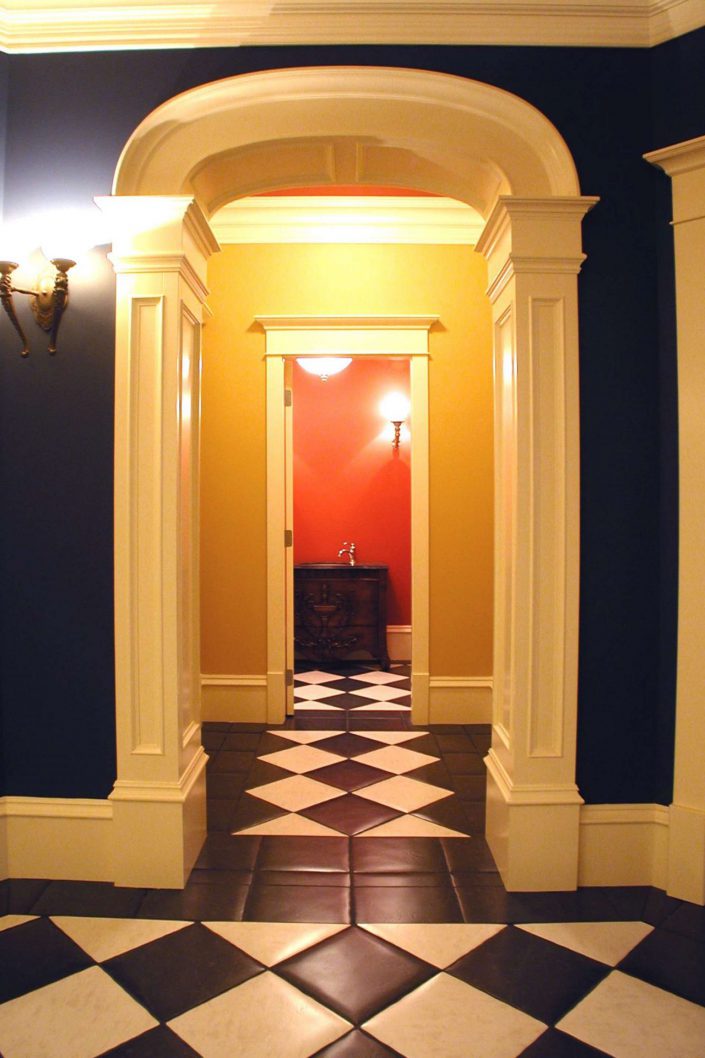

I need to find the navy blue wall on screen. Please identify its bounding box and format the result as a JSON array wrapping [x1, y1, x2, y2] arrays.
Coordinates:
[[0, 35, 702, 803]]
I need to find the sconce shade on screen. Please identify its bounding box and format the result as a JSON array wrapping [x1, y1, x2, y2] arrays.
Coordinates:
[[0, 219, 37, 266], [296, 357, 352, 381], [380, 392, 410, 424], [39, 206, 105, 264]]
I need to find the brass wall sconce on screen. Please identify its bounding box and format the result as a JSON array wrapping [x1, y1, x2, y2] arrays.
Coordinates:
[[380, 392, 410, 449], [0, 257, 75, 356]]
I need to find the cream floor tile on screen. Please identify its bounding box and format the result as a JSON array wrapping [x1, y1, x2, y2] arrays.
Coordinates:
[[517, 921, 654, 967], [266, 730, 338, 744], [350, 685, 412, 701], [355, 731, 427, 745], [169, 971, 351, 1058], [363, 972, 545, 1058], [0, 915, 36, 933], [51, 916, 189, 962], [232, 813, 343, 837], [354, 745, 439, 774], [360, 923, 505, 967], [352, 671, 409, 685], [353, 702, 411, 712], [357, 816, 468, 838], [0, 966, 157, 1058], [205, 922, 346, 966], [294, 671, 344, 684], [356, 776, 453, 812], [293, 685, 344, 701], [248, 776, 342, 811], [557, 970, 705, 1058], [259, 745, 345, 773]]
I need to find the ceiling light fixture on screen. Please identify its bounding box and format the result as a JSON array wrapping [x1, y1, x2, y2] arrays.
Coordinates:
[[296, 356, 352, 381]]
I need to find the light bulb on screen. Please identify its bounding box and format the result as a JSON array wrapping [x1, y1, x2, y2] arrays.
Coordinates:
[[0, 218, 38, 267], [296, 357, 352, 381], [39, 206, 106, 265], [380, 392, 410, 423]]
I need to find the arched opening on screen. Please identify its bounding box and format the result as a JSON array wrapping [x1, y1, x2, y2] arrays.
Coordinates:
[[100, 66, 596, 889]]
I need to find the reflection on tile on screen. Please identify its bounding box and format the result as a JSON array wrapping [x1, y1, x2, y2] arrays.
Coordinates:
[[205, 922, 346, 965], [248, 776, 342, 811], [557, 970, 705, 1058], [259, 745, 346, 774], [233, 813, 343, 836], [358, 817, 469, 838], [0, 915, 36, 933], [360, 923, 505, 968], [517, 921, 653, 967], [51, 916, 188, 963], [363, 972, 545, 1058], [0, 966, 157, 1058], [169, 972, 351, 1058], [354, 746, 439, 774], [356, 776, 453, 813]]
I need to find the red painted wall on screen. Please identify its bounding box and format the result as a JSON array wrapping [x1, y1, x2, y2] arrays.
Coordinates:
[[293, 358, 411, 625]]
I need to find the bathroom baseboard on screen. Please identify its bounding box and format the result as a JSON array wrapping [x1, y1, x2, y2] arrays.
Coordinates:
[[387, 625, 411, 661], [201, 675, 268, 722], [428, 676, 493, 723]]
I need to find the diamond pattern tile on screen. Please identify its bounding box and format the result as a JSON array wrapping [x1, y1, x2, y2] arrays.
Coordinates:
[[294, 685, 345, 702], [349, 686, 412, 702], [301, 795, 403, 836], [356, 776, 453, 813], [354, 745, 439, 774], [248, 775, 343, 811], [258, 744, 346, 773]]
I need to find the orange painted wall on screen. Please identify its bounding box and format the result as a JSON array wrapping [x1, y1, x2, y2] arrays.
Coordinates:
[[293, 358, 411, 624]]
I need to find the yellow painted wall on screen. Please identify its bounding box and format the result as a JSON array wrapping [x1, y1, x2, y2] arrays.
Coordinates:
[[201, 242, 493, 677]]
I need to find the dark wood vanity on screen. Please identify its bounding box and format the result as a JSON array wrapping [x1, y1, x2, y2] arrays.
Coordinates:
[[294, 563, 390, 670]]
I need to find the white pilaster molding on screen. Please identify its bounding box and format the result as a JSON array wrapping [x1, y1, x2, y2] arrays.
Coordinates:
[[646, 135, 705, 906], [476, 195, 597, 891], [97, 195, 219, 887]]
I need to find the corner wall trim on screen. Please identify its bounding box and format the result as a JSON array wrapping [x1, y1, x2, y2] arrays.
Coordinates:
[[578, 803, 670, 890], [428, 675, 493, 723], [201, 674, 268, 723], [0, 796, 114, 882]]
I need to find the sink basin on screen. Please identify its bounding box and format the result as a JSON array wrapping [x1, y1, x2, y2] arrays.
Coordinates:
[[295, 562, 388, 570]]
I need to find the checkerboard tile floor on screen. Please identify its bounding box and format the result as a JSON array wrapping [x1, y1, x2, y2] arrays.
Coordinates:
[[1, 664, 704, 1057]]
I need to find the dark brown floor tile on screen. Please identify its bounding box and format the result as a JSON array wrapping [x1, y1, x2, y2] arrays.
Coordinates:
[[104, 922, 263, 1021], [310, 1028, 405, 1058], [96, 1025, 203, 1057], [209, 750, 257, 773], [449, 925, 608, 1024], [194, 834, 261, 870], [455, 884, 513, 923], [351, 836, 448, 874], [308, 759, 392, 791], [618, 927, 705, 1006], [207, 772, 247, 800], [188, 868, 253, 887], [301, 795, 401, 836], [603, 886, 651, 919], [441, 837, 499, 873], [641, 887, 684, 925], [256, 835, 350, 872], [444, 752, 486, 774], [428, 724, 465, 734], [245, 759, 296, 787], [137, 884, 250, 921], [354, 884, 463, 922], [435, 732, 476, 752], [314, 732, 383, 757], [207, 799, 238, 832], [349, 718, 411, 731], [452, 774, 487, 801], [291, 715, 348, 730], [221, 731, 262, 750], [244, 882, 350, 922], [256, 732, 303, 753], [400, 733, 438, 754], [3, 878, 51, 914], [353, 872, 454, 887], [0, 918, 93, 1003], [201, 730, 226, 752], [460, 801, 487, 832], [276, 926, 434, 1023], [517, 1027, 613, 1058], [30, 880, 145, 918], [254, 870, 350, 886], [660, 899, 705, 943], [229, 793, 289, 832], [404, 761, 454, 789], [411, 798, 473, 834]]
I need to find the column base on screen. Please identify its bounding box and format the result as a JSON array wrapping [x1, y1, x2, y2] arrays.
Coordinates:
[[668, 803, 705, 905], [109, 747, 207, 888], [485, 751, 583, 891]]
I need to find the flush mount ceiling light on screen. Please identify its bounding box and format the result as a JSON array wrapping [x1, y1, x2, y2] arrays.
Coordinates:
[[296, 356, 352, 381], [0, 207, 104, 357]]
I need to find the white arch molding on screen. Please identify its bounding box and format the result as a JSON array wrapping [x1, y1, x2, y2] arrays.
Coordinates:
[[99, 66, 597, 889]]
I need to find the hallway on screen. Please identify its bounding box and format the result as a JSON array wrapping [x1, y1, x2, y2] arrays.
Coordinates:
[[0, 665, 704, 1056]]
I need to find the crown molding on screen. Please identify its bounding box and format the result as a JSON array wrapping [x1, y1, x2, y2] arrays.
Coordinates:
[[0, 0, 703, 53], [211, 196, 485, 246]]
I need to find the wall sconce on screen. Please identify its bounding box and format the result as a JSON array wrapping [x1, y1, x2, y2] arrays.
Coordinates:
[[0, 209, 101, 357], [296, 356, 352, 381], [380, 392, 410, 449]]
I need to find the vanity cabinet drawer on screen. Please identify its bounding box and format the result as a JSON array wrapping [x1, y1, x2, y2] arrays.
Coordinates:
[[294, 564, 389, 670]]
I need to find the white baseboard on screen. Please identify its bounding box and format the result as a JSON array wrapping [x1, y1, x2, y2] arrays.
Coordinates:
[[428, 676, 493, 723], [0, 797, 114, 882], [578, 803, 670, 889], [201, 674, 268, 722], [387, 625, 411, 661]]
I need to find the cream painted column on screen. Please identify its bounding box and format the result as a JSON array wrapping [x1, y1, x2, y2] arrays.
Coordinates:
[[97, 195, 220, 888], [476, 196, 597, 891], [646, 136, 705, 906]]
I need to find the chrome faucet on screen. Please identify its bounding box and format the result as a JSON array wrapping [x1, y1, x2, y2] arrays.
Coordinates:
[[338, 541, 356, 566]]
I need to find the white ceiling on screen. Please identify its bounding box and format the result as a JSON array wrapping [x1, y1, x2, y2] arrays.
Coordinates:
[[1, 0, 704, 53]]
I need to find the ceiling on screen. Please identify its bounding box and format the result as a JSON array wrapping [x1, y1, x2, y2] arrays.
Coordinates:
[[1, 0, 703, 53]]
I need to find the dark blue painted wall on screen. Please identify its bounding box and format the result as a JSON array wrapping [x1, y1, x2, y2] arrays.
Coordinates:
[[0, 35, 702, 803]]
